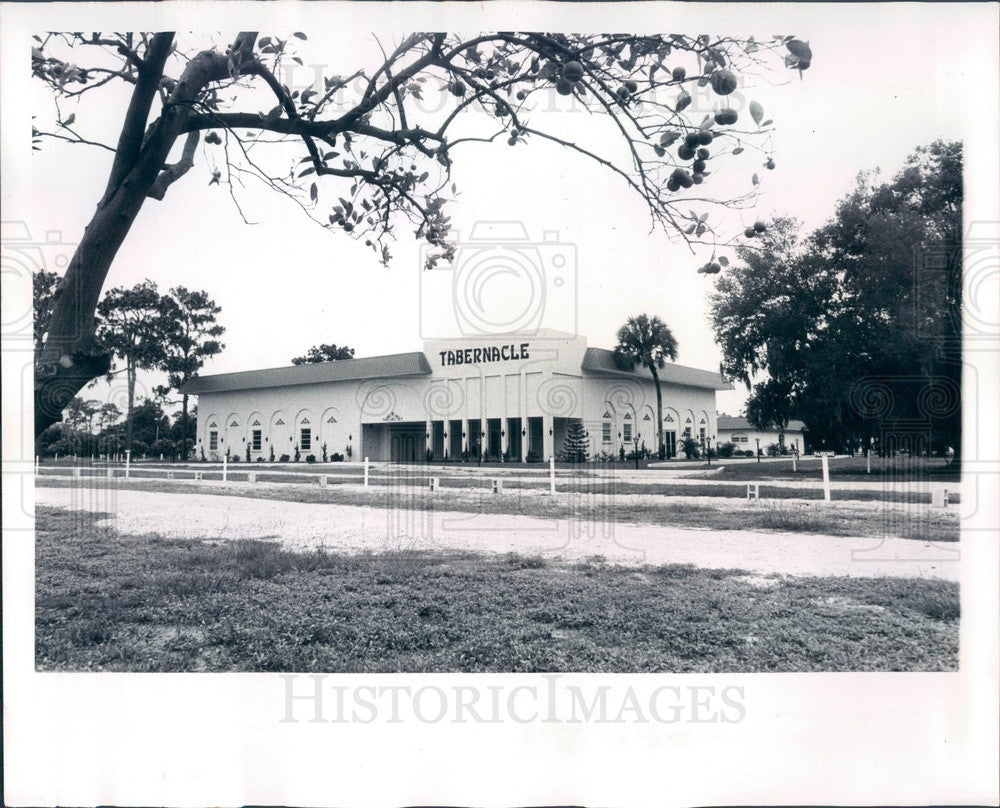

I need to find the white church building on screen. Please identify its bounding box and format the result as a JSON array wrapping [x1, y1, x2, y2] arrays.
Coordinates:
[[182, 330, 731, 463]]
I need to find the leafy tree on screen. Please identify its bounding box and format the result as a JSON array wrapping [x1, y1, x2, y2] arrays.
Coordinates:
[[31, 31, 812, 436], [128, 398, 171, 449], [96, 280, 172, 449], [711, 142, 962, 462], [95, 401, 122, 434], [33, 268, 61, 354], [159, 287, 225, 460], [170, 405, 197, 444], [613, 314, 679, 459], [291, 344, 355, 364], [558, 419, 590, 463]]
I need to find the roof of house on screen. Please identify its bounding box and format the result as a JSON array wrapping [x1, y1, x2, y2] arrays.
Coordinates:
[[180, 352, 432, 394], [581, 348, 733, 391], [182, 342, 731, 395], [717, 416, 807, 432]]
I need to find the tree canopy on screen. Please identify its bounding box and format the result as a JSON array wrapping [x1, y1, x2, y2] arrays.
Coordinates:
[[31, 30, 812, 436], [291, 344, 356, 364], [711, 141, 962, 457]]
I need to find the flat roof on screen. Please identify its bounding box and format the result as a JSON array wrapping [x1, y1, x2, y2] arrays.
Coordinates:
[[581, 348, 732, 391], [180, 352, 432, 394], [182, 344, 732, 395], [718, 416, 807, 432]]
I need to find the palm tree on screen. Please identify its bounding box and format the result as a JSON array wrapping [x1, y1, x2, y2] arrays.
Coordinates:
[[613, 314, 679, 460]]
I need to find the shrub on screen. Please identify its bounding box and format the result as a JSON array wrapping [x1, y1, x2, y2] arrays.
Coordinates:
[[255, 457, 264, 463], [305, 454, 316, 463], [681, 437, 701, 460], [269, 444, 275, 462], [526, 450, 541, 463], [742, 449, 755, 457], [279, 454, 290, 462], [151, 438, 176, 457], [129, 440, 149, 456], [294, 446, 301, 462], [766, 442, 783, 457], [321, 442, 328, 463], [331, 453, 344, 462], [717, 441, 736, 459], [706, 447, 718, 460]]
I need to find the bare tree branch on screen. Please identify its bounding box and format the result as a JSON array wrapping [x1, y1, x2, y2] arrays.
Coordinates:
[[147, 130, 200, 200]]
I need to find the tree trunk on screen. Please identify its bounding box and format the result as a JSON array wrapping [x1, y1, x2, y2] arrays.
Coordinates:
[[34, 37, 234, 438], [181, 393, 190, 460], [650, 365, 664, 460], [125, 362, 137, 451]]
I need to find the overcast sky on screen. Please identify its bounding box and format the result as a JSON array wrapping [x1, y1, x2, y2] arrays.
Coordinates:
[[8, 3, 999, 417]]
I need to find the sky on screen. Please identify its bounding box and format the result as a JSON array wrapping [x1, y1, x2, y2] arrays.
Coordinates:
[[10, 4, 999, 419]]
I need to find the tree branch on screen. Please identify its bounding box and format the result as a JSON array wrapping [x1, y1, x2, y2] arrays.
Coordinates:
[[147, 130, 200, 200], [101, 32, 176, 204]]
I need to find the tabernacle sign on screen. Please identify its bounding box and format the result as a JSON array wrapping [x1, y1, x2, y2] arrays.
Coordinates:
[[439, 343, 530, 366]]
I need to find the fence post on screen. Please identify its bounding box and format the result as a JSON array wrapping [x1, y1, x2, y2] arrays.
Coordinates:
[[106, 467, 114, 479], [821, 454, 831, 502], [222, 455, 228, 482], [320, 474, 328, 489], [549, 457, 556, 495], [492, 478, 503, 494], [364, 457, 370, 489], [125, 450, 131, 479], [248, 472, 256, 484], [429, 477, 439, 492], [791, 453, 797, 473]]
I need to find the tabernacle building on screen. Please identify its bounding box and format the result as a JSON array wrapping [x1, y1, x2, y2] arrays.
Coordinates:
[[182, 330, 732, 463]]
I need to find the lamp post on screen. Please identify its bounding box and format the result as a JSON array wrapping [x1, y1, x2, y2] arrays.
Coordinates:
[[755, 437, 761, 463], [706, 435, 712, 466]]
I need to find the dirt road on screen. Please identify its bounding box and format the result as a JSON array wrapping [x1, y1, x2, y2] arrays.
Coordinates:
[[36, 487, 960, 580]]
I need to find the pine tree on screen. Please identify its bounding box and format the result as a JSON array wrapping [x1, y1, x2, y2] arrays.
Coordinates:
[[558, 420, 590, 463]]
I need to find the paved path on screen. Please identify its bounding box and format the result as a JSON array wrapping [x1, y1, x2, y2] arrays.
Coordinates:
[[37, 488, 959, 580]]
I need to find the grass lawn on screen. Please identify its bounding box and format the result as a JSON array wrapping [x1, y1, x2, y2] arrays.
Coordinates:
[[36, 477, 960, 543], [36, 506, 959, 673], [714, 455, 960, 482]]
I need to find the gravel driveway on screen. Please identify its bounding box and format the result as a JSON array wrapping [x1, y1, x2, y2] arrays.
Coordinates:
[[37, 487, 960, 580]]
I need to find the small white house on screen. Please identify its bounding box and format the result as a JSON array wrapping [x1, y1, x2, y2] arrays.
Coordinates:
[[716, 416, 807, 455]]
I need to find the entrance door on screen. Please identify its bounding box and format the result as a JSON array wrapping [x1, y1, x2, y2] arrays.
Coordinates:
[[487, 418, 502, 460], [389, 426, 424, 463], [664, 430, 677, 458]]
